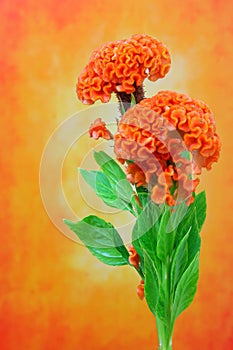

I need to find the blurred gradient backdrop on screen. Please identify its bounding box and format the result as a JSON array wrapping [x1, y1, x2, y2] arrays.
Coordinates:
[[1, 0, 233, 349]]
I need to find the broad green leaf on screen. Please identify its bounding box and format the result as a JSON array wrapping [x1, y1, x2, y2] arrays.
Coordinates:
[[79, 168, 115, 202], [79, 168, 133, 212], [93, 151, 137, 210], [194, 191, 206, 231], [174, 192, 206, 247], [171, 253, 199, 325], [144, 250, 160, 316], [94, 151, 126, 183], [64, 215, 129, 266], [170, 231, 189, 295], [169, 200, 187, 232], [132, 201, 162, 270], [173, 204, 201, 265], [157, 206, 175, 263], [186, 214, 201, 264]]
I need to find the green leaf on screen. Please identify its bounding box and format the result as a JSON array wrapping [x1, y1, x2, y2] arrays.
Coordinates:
[[172, 192, 205, 265], [93, 151, 136, 211], [64, 215, 129, 266], [186, 214, 201, 265], [79, 168, 133, 212], [156, 285, 168, 324], [157, 206, 175, 263], [131, 93, 136, 107], [170, 231, 189, 295], [132, 201, 162, 271], [144, 250, 160, 316], [195, 191, 206, 231], [169, 200, 188, 232], [79, 169, 114, 202], [94, 151, 126, 183], [171, 253, 199, 325], [136, 186, 150, 208], [174, 192, 206, 246]]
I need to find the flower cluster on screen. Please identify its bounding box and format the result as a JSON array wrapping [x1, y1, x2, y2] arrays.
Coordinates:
[[114, 90, 221, 205], [76, 34, 171, 104], [77, 34, 221, 305]]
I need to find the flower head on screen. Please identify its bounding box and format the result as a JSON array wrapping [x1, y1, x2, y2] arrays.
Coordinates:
[[76, 34, 171, 104], [89, 118, 113, 140], [114, 91, 221, 205]]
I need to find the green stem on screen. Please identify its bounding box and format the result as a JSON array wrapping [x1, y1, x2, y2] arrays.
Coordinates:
[[155, 315, 173, 350], [155, 256, 174, 349]]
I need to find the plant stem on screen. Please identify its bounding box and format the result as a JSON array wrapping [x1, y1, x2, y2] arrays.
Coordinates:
[[155, 316, 173, 350], [155, 254, 174, 349]]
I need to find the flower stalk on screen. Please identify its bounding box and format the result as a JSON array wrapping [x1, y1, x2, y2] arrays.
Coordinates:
[[64, 33, 221, 349]]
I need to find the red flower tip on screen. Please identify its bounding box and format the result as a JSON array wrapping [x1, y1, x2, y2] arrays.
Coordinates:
[[136, 280, 145, 300], [128, 244, 140, 269]]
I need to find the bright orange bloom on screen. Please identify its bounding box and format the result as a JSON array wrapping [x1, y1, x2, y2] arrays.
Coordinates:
[[76, 34, 171, 104], [114, 91, 221, 205], [140, 91, 221, 171], [89, 118, 112, 140], [128, 244, 140, 269], [136, 280, 145, 300]]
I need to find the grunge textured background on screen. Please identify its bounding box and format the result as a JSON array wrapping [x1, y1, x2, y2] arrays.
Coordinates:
[[1, 0, 232, 349]]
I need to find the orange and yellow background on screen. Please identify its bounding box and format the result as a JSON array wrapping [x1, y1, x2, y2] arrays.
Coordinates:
[[1, 0, 233, 349]]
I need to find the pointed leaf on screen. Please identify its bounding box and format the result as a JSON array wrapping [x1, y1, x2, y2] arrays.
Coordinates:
[[94, 151, 126, 183], [157, 206, 175, 263], [187, 214, 201, 264], [170, 231, 189, 295], [174, 192, 206, 248], [132, 201, 162, 270], [195, 191, 206, 231], [93, 151, 136, 211], [64, 216, 129, 266], [171, 253, 199, 325], [156, 285, 168, 324], [79, 168, 133, 212], [144, 250, 160, 316]]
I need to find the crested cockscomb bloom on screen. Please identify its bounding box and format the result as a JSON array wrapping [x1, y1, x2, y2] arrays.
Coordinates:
[[89, 118, 113, 140], [114, 90, 221, 205], [76, 34, 171, 106]]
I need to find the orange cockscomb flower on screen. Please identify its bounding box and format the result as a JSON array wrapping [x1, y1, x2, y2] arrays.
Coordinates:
[[89, 118, 113, 140], [140, 91, 221, 171], [76, 34, 171, 105], [114, 91, 221, 205]]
